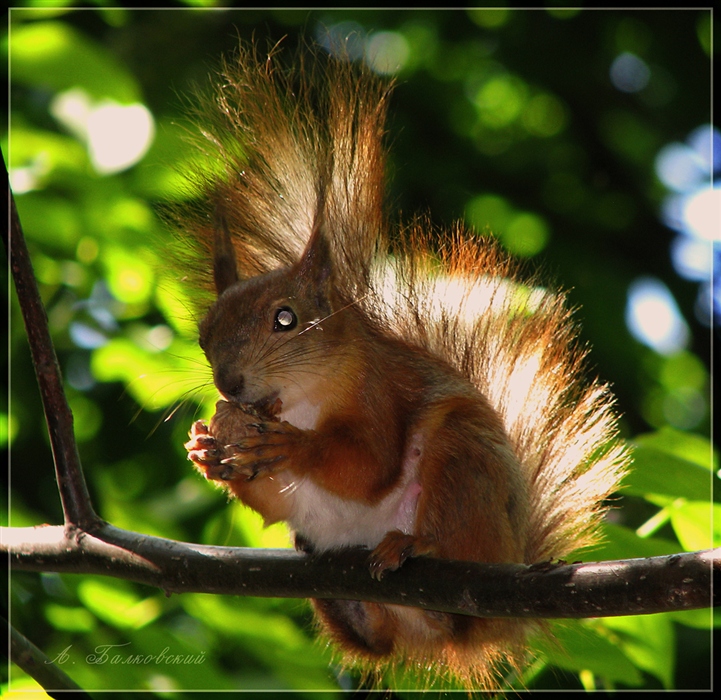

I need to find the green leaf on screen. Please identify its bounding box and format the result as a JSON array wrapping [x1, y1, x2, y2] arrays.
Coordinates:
[[103, 245, 155, 305], [10, 21, 140, 102], [182, 595, 337, 691], [233, 501, 294, 549], [67, 393, 102, 442], [77, 579, 162, 629], [123, 625, 231, 691], [9, 126, 88, 180], [601, 614, 675, 689], [624, 445, 714, 501], [634, 428, 717, 471], [540, 621, 643, 686], [183, 595, 309, 650], [669, 501, 720, 550], [130, 115, 198, 199], [592, 523, 680, 561], [155, 273, 211, 338], [15, 192, 84, 253], [44, 603, 97, 633], [665, 607, 717, 629], [91, 336, 205, 410]]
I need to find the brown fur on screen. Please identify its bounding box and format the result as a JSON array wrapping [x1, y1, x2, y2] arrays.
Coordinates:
[[177, 42, 630, 691]]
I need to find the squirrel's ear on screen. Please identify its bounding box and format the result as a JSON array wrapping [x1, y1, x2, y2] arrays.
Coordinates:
[[297, 213, 335, 298], [212, 208, 240, 295]]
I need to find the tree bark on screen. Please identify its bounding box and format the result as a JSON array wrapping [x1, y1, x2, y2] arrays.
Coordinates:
[[5, 524, 717, 619]]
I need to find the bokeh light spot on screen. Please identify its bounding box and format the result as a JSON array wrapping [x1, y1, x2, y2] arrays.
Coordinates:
[[625, 277, 689, 355], [655, 142, 707, 192], [683, 188, 720, 242], [468, 8, 510, 29], [466, 194, 511, 233], [504, 213, 550, 257], [610, 52, 651, 93], [316, 21, 366, 60], [671, 235, 712, 281], [474, 75, 527, 128], [86, 102, 155, 174], [522, 94, 567, 137], [51, 89, 155, 174], [365, 31, 410, 74]]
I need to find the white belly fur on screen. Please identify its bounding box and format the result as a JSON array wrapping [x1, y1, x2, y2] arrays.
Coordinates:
[[280, 429, 423, 552], [277, 398, 424, 551]]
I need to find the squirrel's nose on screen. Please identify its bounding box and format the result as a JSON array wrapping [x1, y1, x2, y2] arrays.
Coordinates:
[[214, 368, 245, 403]]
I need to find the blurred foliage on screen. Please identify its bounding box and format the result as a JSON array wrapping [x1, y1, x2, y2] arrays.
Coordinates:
[[4, 6, 718, 696]]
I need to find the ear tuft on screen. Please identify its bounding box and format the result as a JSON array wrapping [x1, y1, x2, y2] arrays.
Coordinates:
[[213, 206, 240, 295], [297, 201, 334, 299]]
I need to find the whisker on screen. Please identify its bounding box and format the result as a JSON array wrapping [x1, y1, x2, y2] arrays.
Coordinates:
[[297, 294, 370, 336]]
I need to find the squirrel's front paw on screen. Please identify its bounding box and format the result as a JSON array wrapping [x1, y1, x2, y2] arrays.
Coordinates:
[[185, 420, 235, 481], [186, 400, 293, 483], [220, 421, 306, 480]]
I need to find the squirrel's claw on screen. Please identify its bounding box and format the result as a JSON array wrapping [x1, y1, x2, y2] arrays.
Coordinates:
[[185, 421, 230, 480], [220, 453, 285, 480], [368, 531, 438, 581], [184, 421, 217, 458], [217, 425, 300, 478]]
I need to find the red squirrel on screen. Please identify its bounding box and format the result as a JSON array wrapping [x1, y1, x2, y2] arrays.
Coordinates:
[[180, 43, 629, 689]]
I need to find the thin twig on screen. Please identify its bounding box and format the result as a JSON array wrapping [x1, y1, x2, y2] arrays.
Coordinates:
[[6, 157, 100, 529], [8, 618, 92, 696]]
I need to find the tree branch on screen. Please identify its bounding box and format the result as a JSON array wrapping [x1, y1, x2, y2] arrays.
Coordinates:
[[7, 618, 93, 697], [6, 158, 99, 530], [4, 524, 717, 619]]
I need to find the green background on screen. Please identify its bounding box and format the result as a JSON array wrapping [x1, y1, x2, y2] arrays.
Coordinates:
[[5, 6, 717, 695]]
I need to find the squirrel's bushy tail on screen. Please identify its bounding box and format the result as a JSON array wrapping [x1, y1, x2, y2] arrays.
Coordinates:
[[373, 228, 629, 565], [177, 42, 630, 687]]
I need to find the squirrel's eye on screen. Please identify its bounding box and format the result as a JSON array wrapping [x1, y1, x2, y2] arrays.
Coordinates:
[[274, 307, 297, 332]]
